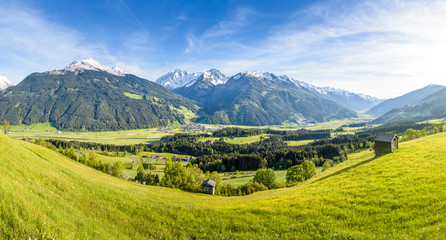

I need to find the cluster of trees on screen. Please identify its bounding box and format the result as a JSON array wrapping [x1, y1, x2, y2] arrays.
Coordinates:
[[33, 138, 126, 178], [212, 127, 331, 141], [286, 160, 316, 184], [158, 159, 222, 192], [401, 123, 446, 142], [192, 140, 360, 172], [135, 165, 160, 186], [217, 161, 318, 197], [151, 134, 287, 157]]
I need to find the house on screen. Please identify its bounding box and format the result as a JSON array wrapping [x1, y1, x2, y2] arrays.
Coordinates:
[[201, 179, 216, 195], [375, 133, 399, 155]]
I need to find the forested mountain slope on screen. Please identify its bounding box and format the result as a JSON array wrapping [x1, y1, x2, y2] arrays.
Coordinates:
[[0, 67, 200, 131], [189, 72, 358, 125]]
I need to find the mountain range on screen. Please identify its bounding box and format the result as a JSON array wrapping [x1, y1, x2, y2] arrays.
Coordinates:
[[0, 59, 200, 131], [367, 84, 445, 117], [374, 86, 446, 124], [157, 70, 382, 113], [3, 58, 444, 130]]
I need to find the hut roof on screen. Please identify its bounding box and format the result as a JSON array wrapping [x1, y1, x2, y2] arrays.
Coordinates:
[[201, 179, 216, 187], [375, 133, 399, 142]]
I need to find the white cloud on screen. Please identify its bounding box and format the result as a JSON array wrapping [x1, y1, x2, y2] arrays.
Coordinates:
[[185, 7, 256, 54], [181, 0, 446, 98], [0, 4, 156, 83]]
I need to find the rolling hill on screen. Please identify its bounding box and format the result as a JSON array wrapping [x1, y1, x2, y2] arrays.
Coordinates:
[[1, 131, 446, 239], [367, 84, 444, 117], [375, 87, 446, 124], [0, 59, 201, 131]]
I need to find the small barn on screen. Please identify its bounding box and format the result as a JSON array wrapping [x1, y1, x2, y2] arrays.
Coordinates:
[[201, 179, 216, 195], [375, 133, 399, 155]]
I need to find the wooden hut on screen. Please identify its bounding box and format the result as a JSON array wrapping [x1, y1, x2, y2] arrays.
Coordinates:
[[375, 133, 399, 155], [201, 179, 216, 195]]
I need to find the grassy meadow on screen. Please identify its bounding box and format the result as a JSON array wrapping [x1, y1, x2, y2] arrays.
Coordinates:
[[9, 123, 172, 145], [223, 168, 323, 187], [2, 131, 446, 238], [198, 134, 270, 144]]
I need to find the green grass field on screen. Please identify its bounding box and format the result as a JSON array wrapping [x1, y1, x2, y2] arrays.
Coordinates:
[[198, 134, 270, 144], [223, 168, 323, 187], [2, 132, 446, 239], [285, 139, 314, 146], [9, 123, 172, 145]]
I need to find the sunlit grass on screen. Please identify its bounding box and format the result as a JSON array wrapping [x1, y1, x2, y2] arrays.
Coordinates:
[[1, 132, 446, 238]]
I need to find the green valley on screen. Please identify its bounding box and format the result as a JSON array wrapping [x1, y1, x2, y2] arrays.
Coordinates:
[[2, 131, 446, 239]]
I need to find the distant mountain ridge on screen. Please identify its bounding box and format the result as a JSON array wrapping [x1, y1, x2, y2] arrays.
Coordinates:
[[366, 84, 445, 117], [290, 79, 383, 112], [172, 71, 358, 125], [374, 86, 446, 124], [157, 69, 382, 113], [0, 59, 200, 131]]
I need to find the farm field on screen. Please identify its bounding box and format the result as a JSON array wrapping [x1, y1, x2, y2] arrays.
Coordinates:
[[75, 150, 191, 178], [10, 123, 171, 145], [2, 132, 446, 238], [198, 134, 270, 144], [223, 168, 323, 187], [285, 139, 314, 146]]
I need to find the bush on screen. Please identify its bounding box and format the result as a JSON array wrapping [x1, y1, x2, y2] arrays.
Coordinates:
[[322, 161, 331, 171], [253, 169, 276, 189], [286, 165, 304, 183], [302, 160, 316, 180], [273, 182, 286, 189], [239, 181, 268, 195], [216, 183, 236, 196]]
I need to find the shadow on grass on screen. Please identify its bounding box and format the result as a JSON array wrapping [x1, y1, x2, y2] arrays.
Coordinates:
[[313, 153, 389, 183]]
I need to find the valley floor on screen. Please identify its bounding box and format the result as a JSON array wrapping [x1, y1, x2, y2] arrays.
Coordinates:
[[1, 132, 446, 239]]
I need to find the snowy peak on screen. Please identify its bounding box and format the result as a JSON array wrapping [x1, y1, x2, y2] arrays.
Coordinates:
[[232, 71, 295, 85], [156, 69, 202, 90], [0, 75, 13, 90], [156, 69, 228, 90], [60, 58, 126, 76], [288, 77, 382, 111], [200, 69, 228, 86]]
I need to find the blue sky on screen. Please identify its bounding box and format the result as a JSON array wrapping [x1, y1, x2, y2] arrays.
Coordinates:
[[0, 0, 445, 98]]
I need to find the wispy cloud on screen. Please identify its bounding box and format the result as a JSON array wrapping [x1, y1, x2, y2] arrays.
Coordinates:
[[0, 3, 158, 83], [181, 0, 446, 98], [0, 4, 102, 83], [185, 7, 257, 54]]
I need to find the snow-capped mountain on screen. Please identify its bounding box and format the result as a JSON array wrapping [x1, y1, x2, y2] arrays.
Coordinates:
[[158, 69, 382, 112], [50, 58, 126, 76], [156, 69, 228, 90], [156, 70, 202, 90], [0, 76, 13, 90], [201, 69, 229, 85], [232, 71, 285, 83], [288, 78, 383, 112]]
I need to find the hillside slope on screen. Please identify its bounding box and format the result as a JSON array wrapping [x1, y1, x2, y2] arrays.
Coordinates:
[[192, 72, 357, 125], [367, 84, 444, 117], [1, 132, 446, 239], [375, 87, 446, 124], [0, 68, 200, 131]]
